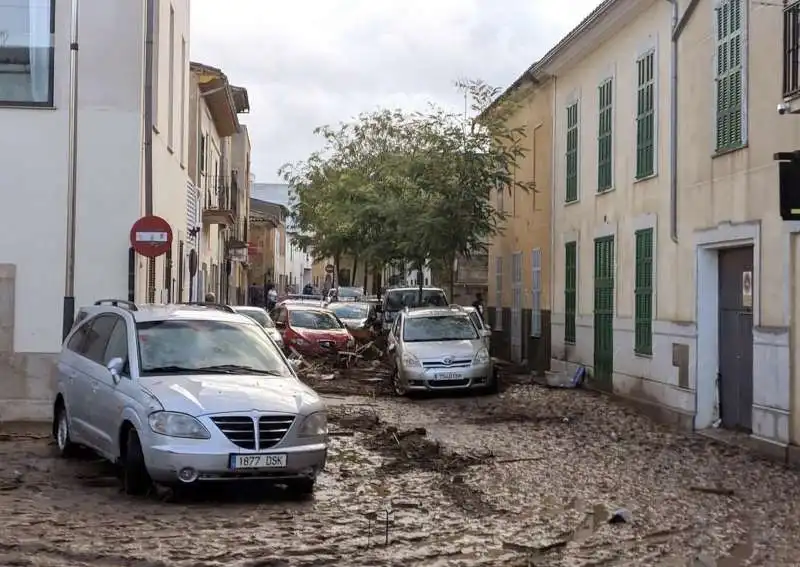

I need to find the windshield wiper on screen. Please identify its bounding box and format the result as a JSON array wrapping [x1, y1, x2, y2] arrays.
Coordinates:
[[193, 365, 285, 376], [141, 365, 199, 374]]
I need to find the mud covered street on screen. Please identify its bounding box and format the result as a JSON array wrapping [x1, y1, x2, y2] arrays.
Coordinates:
[[2, 382, 800, 566]]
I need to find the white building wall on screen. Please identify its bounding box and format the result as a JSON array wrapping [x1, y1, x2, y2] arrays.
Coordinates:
[[0, 0, 190, 420], [549, 1, 693, 420]]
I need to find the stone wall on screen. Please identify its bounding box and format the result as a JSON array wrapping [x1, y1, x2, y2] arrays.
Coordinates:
[[0, 264, 58, 422]]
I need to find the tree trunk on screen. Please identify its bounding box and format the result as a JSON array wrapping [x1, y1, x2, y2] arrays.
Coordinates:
[[417, 259, 424, 304], [352, 253, 359, 288], [333, 251, 341, 289], [448, 254, 456, 304], [362, 260, 369, 293]]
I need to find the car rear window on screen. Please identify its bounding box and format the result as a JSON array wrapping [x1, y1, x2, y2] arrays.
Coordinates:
[[385, 289, 448, 311]]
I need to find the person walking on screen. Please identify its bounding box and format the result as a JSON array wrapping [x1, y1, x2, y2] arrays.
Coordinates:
[[205, 292, 216, 303], [472, 292, 485, 320]]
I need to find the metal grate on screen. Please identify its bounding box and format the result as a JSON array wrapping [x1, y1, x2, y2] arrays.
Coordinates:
[[212, 416, 256, 450], [258, 416, 295, 449], [785, 1, 800, 98]]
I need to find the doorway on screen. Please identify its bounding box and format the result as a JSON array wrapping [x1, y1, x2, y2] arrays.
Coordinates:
[[717, 246, 754, 432], [593, 236, 615, 391]]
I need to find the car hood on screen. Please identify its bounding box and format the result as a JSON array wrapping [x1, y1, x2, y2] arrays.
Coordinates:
[[404, 339, 479, 361], [139, 374, 322, 416], [341, 318, 367, 329]]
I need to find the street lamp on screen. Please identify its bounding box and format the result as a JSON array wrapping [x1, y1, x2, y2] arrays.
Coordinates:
[[62, 0, 80, 340]]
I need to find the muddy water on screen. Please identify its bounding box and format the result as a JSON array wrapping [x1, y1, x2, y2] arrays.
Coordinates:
[[1, 384, 800, 566]]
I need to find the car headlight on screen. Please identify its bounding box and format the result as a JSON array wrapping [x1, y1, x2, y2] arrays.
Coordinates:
[[402, 352, 422, 368], [298, 412, 327, 437], [148, 411, 211, 439], [473, 347, 490, 365]]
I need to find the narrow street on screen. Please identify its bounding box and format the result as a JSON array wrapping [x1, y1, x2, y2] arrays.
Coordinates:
[[1, 382, 799, 566]]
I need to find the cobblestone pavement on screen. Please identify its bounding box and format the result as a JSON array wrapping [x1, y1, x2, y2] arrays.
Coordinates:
[[1, 383, 799, 566]]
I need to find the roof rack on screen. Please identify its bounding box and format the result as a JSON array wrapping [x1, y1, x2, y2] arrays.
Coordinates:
[[176, 302, 236, 313], [94, 299, 138, 311]]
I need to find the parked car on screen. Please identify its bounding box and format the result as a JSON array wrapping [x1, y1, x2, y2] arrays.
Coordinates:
[[232, 305, 284, 349], [53, 300, 328, 496], [325, 286, 364, 304], [380, 286, 449, 332], [386, 305, 496, 395], [270, 303, 355, 356], [327, 301, 378, 341], [463, 305, 491, 349]]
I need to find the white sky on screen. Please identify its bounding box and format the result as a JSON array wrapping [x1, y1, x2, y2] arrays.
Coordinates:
[[190, 0, 602, 183]]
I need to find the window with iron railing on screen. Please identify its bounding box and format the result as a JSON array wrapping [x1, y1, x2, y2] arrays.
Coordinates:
[[784, 1, 800, 99]]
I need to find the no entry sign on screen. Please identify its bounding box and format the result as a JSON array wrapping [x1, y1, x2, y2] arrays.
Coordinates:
[[130, 215, 173, 258]]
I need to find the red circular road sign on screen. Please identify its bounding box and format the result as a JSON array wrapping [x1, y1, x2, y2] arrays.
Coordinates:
[[130, 215, 173, 258]]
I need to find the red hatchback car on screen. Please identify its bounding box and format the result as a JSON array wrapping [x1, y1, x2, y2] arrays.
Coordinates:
[[270, 304, 354, 356]]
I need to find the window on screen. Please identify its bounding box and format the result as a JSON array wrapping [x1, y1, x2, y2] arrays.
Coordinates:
[[597, 79, 613, 192], [497, 185, 504, 214], [83, 315, 118, 364], [531, 248, 542, 337], [67, 321, 91, 354], [565, 101, 579, 202], [784, 1, 800, 98], [103, 319, 129, 368], [0, 0, 55, 106], [199, 133, 207, 173], [152, 0, 160, 127], [715, 0, 745, 152], [288, 310, 342, 330], [636, 50, 655, 178], [564, 242, 577, 344], [494, 256, 503, 330], [179, 36, 186, 164], [634, 228, 654, 356], [167, 5, 175, 149]]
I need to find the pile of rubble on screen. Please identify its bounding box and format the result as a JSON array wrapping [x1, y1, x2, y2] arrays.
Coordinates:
[[289, 342, 394, 396]]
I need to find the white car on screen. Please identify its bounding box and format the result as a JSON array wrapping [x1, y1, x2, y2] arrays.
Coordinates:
[[53, 300, 328, 496], [232, 305, 285, 349]]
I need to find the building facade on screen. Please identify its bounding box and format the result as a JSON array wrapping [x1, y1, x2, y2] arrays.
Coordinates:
[[486, 79, 553, 372], [0, 0, 190, 420]]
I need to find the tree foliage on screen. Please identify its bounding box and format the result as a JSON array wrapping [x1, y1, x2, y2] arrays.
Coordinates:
[[278, 78, 535, 291]]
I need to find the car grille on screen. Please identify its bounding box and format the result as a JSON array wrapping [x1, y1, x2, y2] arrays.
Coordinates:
[[422, 358, 472, 369], [211, 415, 295, 450]]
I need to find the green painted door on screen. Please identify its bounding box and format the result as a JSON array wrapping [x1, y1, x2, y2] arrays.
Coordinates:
[[593, 236, 615, 391]]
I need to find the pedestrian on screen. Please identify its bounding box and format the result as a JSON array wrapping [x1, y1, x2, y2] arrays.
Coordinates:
[[248, 283, 260, 306], [472, 292, 485, 320], [205, 292, 216, 303], [303, 282, 313, 295]]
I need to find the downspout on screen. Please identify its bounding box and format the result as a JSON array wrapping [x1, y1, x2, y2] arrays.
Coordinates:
[[669, 0, 679, 242], [549, 75, 557, 337], [144, 0, 154, 216]]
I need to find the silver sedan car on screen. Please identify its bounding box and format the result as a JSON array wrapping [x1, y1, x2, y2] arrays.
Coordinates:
[[386, 305, 496, 395], [53, 300, 328, 496]]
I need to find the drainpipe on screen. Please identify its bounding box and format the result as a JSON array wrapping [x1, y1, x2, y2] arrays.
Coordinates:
[[669, 0, 679, 242], [144, 0, 154, 216], [549, 75, 557, 332]]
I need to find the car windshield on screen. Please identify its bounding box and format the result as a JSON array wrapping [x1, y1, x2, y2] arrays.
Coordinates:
[[289, 310, 343, 330], [403, 315, 478, 342], [385, 289, 447, 311], [337, 287, 363, 299], [330, 303, 369, 319], [235, 308, 274, 328], [137, 319, 289, 376]]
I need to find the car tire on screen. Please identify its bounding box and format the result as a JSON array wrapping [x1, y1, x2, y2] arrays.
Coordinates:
[[285, 477, 315, 497], [122, 428, 151, 496], [53, 403, 78, 458], [391, 366, 407, 397]]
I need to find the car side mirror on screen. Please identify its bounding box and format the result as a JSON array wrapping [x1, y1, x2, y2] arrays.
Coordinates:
[[107, 357, 124, 383]]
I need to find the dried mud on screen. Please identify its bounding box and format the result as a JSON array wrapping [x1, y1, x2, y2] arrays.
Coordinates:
[[1, 377, 800, 565]]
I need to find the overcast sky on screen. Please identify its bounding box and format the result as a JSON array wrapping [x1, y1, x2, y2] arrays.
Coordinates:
[[190, 0, 602, 184]]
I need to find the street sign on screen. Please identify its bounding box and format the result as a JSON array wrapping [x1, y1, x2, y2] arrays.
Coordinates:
[[130, 215, 173, 258], [325, 264, 335, 273]]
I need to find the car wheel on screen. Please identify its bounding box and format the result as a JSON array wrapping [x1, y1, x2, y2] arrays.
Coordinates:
[[391, 366, 407, 397], [54, 403, 78, 458], [285, 477, 315, 497], [122, 428, 152, 496]]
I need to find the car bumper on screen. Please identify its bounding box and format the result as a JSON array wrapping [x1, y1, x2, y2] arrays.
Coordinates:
[[143, 441, 328, 484], [400, 363, 494, 391]]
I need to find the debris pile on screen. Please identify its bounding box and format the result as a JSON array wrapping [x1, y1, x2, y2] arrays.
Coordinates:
[[290, 342, 394, 396]]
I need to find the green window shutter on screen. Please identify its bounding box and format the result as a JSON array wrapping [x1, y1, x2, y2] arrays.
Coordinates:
[[564, 242, 577, 344], [634, 228, 654, 355], [715, 0, 744, 152], [635, 51, 655, 179], [598, 79, 613, 192], [565, 102, 579, 202]]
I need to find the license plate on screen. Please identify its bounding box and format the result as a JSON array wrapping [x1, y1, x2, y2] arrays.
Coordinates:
[[434, 372, 463, 380], [229, 453, 287, 469]]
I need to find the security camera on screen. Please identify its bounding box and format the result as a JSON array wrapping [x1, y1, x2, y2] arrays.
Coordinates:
[[778, 102, 791, 115]]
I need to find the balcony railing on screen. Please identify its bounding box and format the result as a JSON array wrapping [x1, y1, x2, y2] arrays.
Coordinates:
[[784, 1, 800, 99]]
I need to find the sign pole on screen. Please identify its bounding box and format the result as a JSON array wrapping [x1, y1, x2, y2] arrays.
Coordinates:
[[62, 0, 80, 340]]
